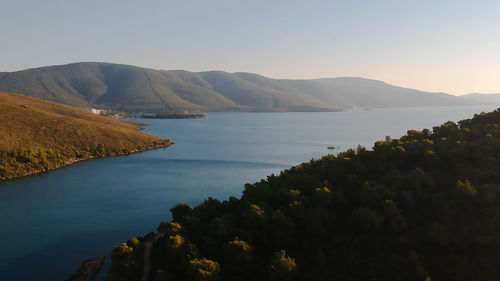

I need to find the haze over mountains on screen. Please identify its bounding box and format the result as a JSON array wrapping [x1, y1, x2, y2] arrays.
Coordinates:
[[459, 93, 500, 105], [0, 62, 493, 113]]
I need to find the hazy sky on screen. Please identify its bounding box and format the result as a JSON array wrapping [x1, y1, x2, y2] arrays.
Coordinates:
[[1, 0, 499, 95]]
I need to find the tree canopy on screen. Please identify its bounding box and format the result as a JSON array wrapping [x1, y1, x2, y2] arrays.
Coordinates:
[[109, 108, 500, 281]]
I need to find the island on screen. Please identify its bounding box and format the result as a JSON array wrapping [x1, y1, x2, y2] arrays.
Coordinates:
[[0, 91, 173, 181], [140, 113, 206, 119]]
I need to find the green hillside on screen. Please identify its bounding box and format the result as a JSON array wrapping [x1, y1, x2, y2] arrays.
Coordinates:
[[0, 62, 481, 112], [108, 108, 500, 281], [0, 91, 172, 181]]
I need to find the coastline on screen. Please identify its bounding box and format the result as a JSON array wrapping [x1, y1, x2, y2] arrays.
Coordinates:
[[67, 256, 106, 281], [0, 141, 173, 183]]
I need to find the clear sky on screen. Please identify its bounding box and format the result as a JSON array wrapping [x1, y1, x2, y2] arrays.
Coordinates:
[[1, 0, 499, 95]]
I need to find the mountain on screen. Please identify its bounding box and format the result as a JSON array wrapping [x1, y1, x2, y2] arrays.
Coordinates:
[[108, 108, 500, 281], [0, 62, 483, 112], [280, 77, 470, 108], [0, 91, 172, 181], [460, 93, 500, 105]]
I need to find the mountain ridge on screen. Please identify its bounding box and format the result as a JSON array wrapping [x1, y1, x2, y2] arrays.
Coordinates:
[[0, 62, 488, 112], [459, 93, 500, 104]]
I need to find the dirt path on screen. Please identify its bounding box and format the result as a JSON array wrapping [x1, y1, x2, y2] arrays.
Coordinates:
[[141, 234, 162, 281]]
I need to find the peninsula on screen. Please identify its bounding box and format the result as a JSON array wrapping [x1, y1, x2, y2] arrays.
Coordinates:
[[0, 91, 172, 181]]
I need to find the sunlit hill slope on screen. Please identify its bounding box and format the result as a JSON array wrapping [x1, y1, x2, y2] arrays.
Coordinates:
[[0, 91, 172, 181]]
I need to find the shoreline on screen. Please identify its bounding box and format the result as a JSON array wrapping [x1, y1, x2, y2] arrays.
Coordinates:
[[0, 141, 173, 183], [67, 256, 106, 281]]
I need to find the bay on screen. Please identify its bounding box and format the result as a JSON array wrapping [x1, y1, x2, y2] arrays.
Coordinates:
[[0, 106, 495, 281]]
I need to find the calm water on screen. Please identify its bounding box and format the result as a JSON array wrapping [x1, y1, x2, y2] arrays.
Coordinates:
[[0, 106, 495, 281]]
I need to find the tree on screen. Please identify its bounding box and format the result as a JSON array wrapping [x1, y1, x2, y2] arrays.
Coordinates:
[[270, 250, 297, 281], [189, 258, 220, 281], [171, 203, 193, 222]]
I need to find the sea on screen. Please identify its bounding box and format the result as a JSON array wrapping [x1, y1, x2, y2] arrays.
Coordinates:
[[0, 106, 495, 281]]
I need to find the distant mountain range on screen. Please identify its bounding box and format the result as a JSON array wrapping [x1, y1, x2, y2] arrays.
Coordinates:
[[459, 93, 500, 105], [0, 62, 495, 112]]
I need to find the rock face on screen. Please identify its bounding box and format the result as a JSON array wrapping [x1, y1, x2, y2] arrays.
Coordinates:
[[67, 256, 105, 281]]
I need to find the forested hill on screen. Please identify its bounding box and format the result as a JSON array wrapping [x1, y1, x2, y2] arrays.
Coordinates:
[[0, 62, 481, 112], [109, 108, 500, 281], [0, 91, 171, 181]]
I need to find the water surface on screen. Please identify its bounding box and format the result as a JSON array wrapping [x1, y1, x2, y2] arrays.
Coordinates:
[[0, 107, 495, 281]]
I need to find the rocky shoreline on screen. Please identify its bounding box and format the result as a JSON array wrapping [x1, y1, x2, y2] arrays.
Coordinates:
[[67, 256, 105, 281]]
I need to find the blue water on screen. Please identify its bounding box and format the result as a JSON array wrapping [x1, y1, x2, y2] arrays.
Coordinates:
[[0, 106, 495, 281]]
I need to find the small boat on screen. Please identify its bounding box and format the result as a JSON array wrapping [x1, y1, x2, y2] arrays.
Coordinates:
[[327, 146, 336, 149]]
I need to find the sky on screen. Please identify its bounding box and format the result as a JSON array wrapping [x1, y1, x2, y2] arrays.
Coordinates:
[[0, 0, 499, 95]]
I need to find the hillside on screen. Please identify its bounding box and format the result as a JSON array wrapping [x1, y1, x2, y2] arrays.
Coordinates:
[[460, 93, 500, 105], [0, 62, 483, 112], [0, 91, 172, 181], [108, 108, 500, 281], [280, 77, 468, 108]]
